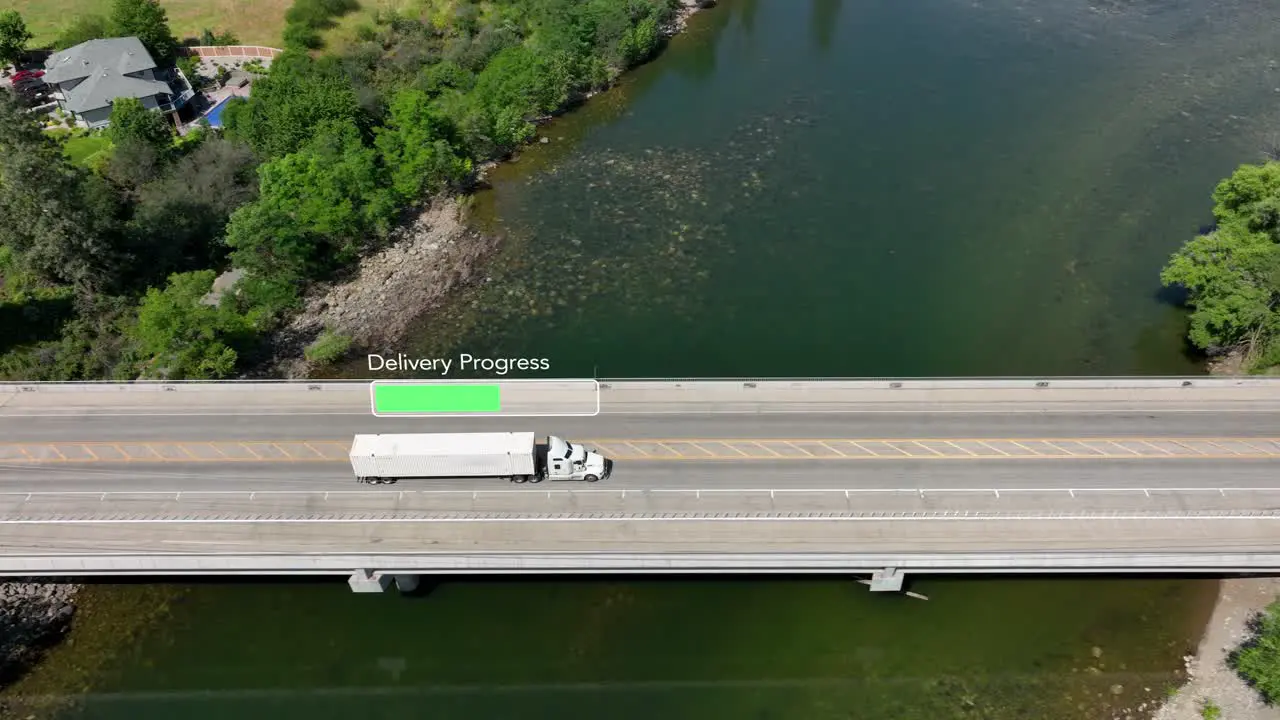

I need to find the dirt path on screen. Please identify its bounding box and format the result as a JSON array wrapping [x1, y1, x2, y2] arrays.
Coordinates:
[[1153, 577, 1280, 720]]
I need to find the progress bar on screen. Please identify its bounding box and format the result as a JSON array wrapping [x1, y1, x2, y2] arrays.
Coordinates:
[[1, 438, 1279, 463], [370, 380, 599, 417]]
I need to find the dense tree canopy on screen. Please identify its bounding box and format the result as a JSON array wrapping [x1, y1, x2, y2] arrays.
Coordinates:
[[0, 95, 125, 293], [375, 89, 471, 200], [222, 52, 366, 159], [108, 97, 174, 152], [1162, 162, 1280, 372], [127, 270, 255, 379], [109, 0, 179, 65], [54, 15, 111, 51]]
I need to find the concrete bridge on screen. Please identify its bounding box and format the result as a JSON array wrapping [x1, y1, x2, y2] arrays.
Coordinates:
[[1, 378, 1278, 593]]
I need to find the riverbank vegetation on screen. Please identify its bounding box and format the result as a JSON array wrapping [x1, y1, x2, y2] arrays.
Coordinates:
[[1230, 598, 1280, 704], [0, 0, 684, 381], [1162, 162, 1280, 373]]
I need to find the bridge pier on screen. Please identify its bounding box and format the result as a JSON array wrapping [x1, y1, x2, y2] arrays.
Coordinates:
[[348, 569, 392, 592], [347, 570, 421, 594], [868, 568, 905, 592]]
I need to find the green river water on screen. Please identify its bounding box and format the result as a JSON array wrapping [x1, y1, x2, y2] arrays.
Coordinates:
[[26, 0, 1280, 717]]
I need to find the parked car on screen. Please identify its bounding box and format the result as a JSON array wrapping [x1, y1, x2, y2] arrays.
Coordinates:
[[10, 70, 44, 84], [14, 78, 46, 94]]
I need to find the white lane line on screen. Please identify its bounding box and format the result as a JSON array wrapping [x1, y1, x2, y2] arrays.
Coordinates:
[[1, 487, 1277, 497], [6, 408, 1280, 417], [161, 540, 261, 546], [2, 513, 1279, 524]]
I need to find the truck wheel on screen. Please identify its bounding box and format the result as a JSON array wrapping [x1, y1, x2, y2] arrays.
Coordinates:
[[585, 474, 599, 483], [529, 474, 543, 484], [512, 475, 527, 483]]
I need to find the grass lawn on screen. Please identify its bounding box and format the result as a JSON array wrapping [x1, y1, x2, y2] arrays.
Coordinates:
[[62, 133, 111, 166], [11, 0, 462, 56], [12, 0, 294, 49]]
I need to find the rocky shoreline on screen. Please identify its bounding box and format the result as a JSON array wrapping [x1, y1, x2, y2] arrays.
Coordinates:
[[1151, 577, 1280, 720], [0, 582, 78, 688]]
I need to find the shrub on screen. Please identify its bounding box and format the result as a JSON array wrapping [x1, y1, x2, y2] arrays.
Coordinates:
[[304, 329, 351, 364]]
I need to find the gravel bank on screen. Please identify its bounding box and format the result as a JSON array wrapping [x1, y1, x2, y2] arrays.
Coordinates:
[[1151, 577, 1280, 720], [0, 581, 78, 688], [265, 197, 499, 378]]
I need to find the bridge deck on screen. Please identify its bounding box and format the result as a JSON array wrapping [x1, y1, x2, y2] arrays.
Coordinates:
[[3, 437, 1279, 463]]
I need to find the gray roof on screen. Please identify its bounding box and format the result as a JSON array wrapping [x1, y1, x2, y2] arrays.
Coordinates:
[[43, 37, 172, 113]]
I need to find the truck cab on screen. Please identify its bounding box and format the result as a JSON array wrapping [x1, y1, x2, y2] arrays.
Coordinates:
[[544, 435, 611, 482]]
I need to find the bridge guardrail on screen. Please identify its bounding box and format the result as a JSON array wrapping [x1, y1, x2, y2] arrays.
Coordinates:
[[4, 377, 1280, 393], [5, 487, 1280, 523]]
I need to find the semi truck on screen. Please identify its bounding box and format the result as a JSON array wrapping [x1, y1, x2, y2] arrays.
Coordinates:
[[349, 432, 613, 485]]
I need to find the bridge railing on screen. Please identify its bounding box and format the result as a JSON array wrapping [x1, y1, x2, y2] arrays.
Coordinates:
[[3, 377, 1280, 390]]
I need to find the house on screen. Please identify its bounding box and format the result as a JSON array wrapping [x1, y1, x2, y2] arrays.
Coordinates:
[[42, 37, 194, 129]]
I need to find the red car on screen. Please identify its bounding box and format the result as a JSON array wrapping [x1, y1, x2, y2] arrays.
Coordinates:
[[10, 70, 44, 84]]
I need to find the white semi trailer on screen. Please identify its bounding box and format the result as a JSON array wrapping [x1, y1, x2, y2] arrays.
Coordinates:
[[349, 432, 612, 485]]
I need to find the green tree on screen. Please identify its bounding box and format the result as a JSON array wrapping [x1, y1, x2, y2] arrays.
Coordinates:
[[55, 15, 111, 50], [0, 94, 125, 293], [1231, 599, 1280, 702], [224, 122, 396, 322], [125, 270, 254, 379], [126, 137, 258, 284], [257, 121, 396, 242], [375, 89, 471, 201], [109, 0, 178, 65], [0, 10, 33, 67], [0, 294, 137, 380], [222, 51, 365, 158], [1162, 161, 1280, 371], [108, 97, 173, 151]]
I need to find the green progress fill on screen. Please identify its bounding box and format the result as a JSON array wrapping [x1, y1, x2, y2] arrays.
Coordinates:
[[374, 384, 502, 413]]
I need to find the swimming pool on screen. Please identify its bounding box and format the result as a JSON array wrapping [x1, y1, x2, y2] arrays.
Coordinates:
[[202, 96, 241, 128]]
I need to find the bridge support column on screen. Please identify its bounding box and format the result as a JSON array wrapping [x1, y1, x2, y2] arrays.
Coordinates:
[[392, 574, 420, 593], [868, 568, 904, 592], [348, 569, 393, 593]]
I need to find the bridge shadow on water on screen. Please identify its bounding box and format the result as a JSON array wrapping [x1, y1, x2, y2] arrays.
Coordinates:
[[68, 570, 1254, 597]]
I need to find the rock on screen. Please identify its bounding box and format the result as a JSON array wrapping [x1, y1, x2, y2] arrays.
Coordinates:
[[0, 579, 81, 685]]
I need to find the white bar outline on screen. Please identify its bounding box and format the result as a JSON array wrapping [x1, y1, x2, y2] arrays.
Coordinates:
[[369, 379, 601, 418]]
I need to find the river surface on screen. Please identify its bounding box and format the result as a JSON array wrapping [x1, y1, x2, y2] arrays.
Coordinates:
[[52, 0, 1280, 718]]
